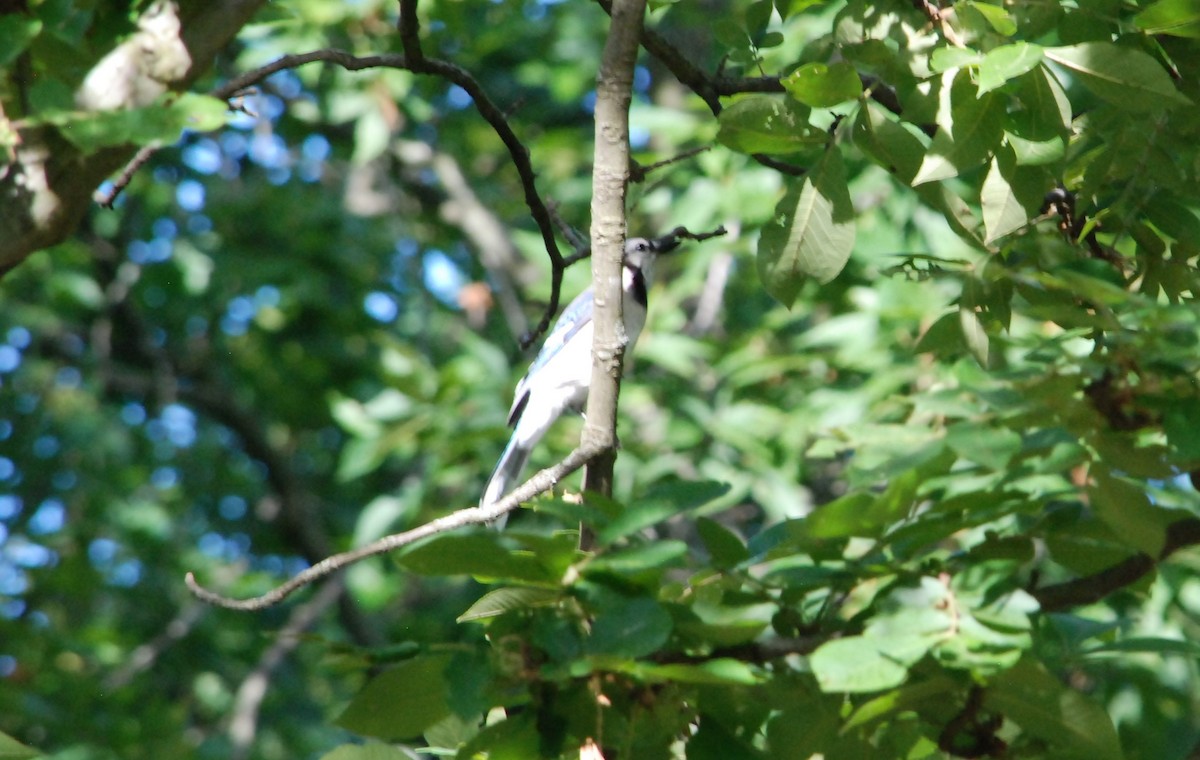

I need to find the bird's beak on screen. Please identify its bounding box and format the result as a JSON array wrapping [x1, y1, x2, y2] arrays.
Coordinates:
[[651, 230, 682, 254]]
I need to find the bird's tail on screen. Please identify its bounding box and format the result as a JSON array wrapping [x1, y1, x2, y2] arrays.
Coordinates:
[[480, 436, 532, 528]]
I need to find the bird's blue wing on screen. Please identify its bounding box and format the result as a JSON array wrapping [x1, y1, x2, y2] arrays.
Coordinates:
[[524, 287, 594, 379], [507, 287, 594, 426]]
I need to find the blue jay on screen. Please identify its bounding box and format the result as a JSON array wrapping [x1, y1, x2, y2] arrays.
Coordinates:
[[481, 233, 681, 516]]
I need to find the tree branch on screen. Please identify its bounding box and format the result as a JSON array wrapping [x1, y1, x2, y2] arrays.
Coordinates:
[[0, 0, 266, 276], [228, 578, 346, 760], [99, 37, 576, 347], [1033, 517, 1200, 612], [185, 444, 604, 610], [580, 0, 647, 539]]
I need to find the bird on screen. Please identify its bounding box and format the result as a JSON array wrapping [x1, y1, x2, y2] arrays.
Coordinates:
[[480, 232, 681, 520]]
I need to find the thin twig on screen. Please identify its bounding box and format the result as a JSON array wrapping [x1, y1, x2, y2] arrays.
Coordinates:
[[629, 145, 708, 183], [396, 0, 569, 348], [96, 143, 160, 207], [100, 45, 566, 288], [229, 579, 346, 759], [186, 444, 603, 611]]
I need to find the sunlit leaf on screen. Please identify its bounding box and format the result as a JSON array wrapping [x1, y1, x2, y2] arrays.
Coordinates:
[[964, 0, 1017, 34], [757, 149, 856, 306], [457, 586, 562, 622], [977, 43, 1043, 94], [716, 96, 826, 155], [782, 61, 863, 107], [913, 73, 1006, 185], [1045, 43, 1191, 111], [320, 741, 416, 760], [40, 94, 231, 154], [1135, 0, 1200, 38], [620, 659, 763, 686]]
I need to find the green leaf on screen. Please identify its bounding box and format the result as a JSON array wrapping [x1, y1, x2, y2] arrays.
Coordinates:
[[42, 94, 231, 154], [944, 420, 1022, 470], [696, 517, 750, 568], [1088, 471, 1169, 557], [1005, 132, 1066, 166], [843, 676, 960, 729], [585, 539, 689, 577], [852, 100, 928, 183], [811, 578, 955, 693], [1044, 43, 1190, 111], [984, 658, 1125, 760], [981, 156, 1026, 244], [757, 149, 856, 306], [782, 61, 863, 107], [804, 491, 879, 539], [980, 151, 1048, 243], [1081, 636, 1200, 658], [913, 73, 1006, 185], [457, 586, 562, 622], [977, 43, 1043, 95], [811, 636, 912, 692], [1144, 192, 1200, 242], [396, 533, 556, 584], [595, 479, 729, 547], [677, 597, 775, 647], [746, 0, 774, 36], [619, 658, 763, 685], [1135, 0, 1200, 38], [0, 732, 40, 760], [1163, 397, 1200, 460], [586, 595, 673, 658], [1015, 65, 1073, 140], [929, 46, 983, 73], [959, 302, 990, 367], [716, 96, 827, 155], [336, 655, 453, 741], [320, 741, 415, 760], [964, 0, 1017, 35], [0, 16, 42, 68]]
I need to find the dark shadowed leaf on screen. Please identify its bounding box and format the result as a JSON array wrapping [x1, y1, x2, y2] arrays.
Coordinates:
[[853, 100, 928, 183], [336, 655, 453, 741], [587, 595, 673, 658], [0, 17, 42, 68], [696, 517, 750, 568], [985, 658, 1125, 760]]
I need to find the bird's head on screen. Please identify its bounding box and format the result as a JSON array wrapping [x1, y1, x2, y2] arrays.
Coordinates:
[[623, 231, 681, 272]]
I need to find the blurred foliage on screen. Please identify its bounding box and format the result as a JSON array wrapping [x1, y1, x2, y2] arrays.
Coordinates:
[[1, 0, 1200, 758]]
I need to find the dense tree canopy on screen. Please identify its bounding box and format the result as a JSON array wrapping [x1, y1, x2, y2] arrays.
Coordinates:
[[2, 0, 1200, 758]]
